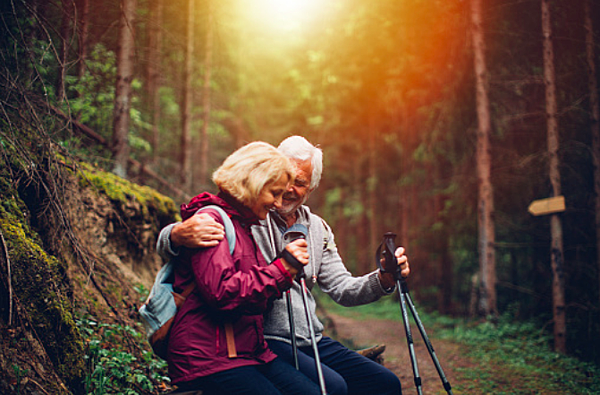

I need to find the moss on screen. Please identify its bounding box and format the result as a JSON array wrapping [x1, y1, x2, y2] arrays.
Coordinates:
[[1, 128, 181, 393], [76, 162, 179, 221], [0, 212, 86, 391]]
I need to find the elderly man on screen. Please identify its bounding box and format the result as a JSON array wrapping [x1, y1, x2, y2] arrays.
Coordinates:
[[157, 136, 409, 395]]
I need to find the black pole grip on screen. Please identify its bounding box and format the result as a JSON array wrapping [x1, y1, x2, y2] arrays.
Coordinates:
[[282, 224, 308, 280], [376, 232, 402, 281]]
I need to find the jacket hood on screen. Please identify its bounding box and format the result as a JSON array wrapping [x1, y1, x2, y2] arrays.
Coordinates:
[[180, 191, 260, 225]]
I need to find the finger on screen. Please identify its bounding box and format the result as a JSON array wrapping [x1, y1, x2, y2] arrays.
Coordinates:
[[211, 224, 225, 232], [400, 261, 410, 277], [289, 247, 309, 264], [196, 212, 215, 221], [197, 240, 220, 248], [194, 221, 223, 231], [290, 239, 308, 248], [200, 233, 224, 242], [394, 246, 405, 258]]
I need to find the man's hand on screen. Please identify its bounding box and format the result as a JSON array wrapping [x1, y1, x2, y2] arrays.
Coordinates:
[[396, 247, 410, 278], [378, 247, 410, 290], [171, 213, 225, 248], [280, 239, 309, 277]]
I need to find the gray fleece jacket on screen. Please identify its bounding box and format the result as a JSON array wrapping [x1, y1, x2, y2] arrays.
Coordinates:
[[157, 205, 392, 347]]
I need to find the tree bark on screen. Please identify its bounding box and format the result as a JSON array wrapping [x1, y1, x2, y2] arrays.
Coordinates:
[[357, 153, 369, 275], [541, 0, 566, 353], [200, 0, 213, 189], [398, 96, 410, 250], [367, 111, 379, 263], [112, 0, 137, 178], [470, 0, 497, 317], [57, 0, 75, 103], [180, 0, 194, 191], [584, 0, 600, 309], [76, 0, 90, 81], [146, 0, 163, 166]]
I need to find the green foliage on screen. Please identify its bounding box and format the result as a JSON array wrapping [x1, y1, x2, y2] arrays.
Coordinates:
[[317, 295, 600, 394], [65, 44, 117, 136], [11, 364, 29, 394], [62, 44, 150, 159], [77, 317, 169, 395], [134, 283, 150, 303], [441, 312, 600, 394]]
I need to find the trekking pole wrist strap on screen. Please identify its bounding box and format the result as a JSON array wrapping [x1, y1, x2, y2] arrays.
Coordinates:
[[280, 248, 305, 272]]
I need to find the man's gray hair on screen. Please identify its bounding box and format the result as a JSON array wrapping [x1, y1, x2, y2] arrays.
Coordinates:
[[277, 136, 323, 190]]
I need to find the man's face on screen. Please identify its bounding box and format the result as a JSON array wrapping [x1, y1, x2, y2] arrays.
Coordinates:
[[278, 159, 314, 215]]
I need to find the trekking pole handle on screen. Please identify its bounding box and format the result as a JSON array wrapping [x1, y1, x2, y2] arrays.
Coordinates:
[[376, 232, 408, 290], [283, 224, 308, 281]]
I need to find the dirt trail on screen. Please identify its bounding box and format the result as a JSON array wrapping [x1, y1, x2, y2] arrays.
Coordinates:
[[328, 313, 477, 395]]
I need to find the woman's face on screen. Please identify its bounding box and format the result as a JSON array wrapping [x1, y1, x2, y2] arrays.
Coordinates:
[[250, 173, 290, 220]]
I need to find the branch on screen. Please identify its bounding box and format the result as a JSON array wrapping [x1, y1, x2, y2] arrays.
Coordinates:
[[0, 229, 13, 326], [42, 101, 190, 200]]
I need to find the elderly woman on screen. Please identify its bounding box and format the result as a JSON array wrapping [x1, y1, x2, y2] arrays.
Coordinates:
[[167, 142, 320, 395]]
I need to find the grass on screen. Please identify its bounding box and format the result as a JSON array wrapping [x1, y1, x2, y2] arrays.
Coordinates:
[[315, 290, 600, 394]]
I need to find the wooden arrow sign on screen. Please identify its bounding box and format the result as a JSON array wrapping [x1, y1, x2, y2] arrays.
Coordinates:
[[528, 196, 565, 216]]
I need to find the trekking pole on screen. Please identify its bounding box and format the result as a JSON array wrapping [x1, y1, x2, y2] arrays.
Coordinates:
[[285, 290, 299, 370], [268, 214, 299, 370], [376, 232, 453, 395], [284, 224, 327, 395]]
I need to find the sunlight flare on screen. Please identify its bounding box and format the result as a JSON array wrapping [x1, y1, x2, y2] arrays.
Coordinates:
[[243, 0, 325, 32]]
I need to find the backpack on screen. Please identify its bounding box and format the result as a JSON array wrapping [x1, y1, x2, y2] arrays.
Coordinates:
[[139, 205, 236, 359]]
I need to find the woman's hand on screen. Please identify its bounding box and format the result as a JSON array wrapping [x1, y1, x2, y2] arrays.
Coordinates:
[[280, 239, 309, 277]]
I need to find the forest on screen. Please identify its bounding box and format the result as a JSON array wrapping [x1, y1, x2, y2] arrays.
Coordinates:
[[0, 0, 599, 393]]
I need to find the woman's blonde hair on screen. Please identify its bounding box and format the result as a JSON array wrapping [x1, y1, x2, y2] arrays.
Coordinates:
[[212, 142, 294, 206]]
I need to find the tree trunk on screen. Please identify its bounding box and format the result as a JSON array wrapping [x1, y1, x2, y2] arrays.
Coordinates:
[[111, 0, 137, 178], [541, 0, 566, 353], [356, 154, 369, 275], [335, 187, 348, 262], [367, 112, 379, 261], [470, 0, 497, 317], [146, 0, 163, 166], [200, 0, 213, 189], [398, 98, 410, 249], [57, 0, 74, 103], [584, 0, 600, 309], [179, 0, 194, 191], [76, 0, 90, 81]]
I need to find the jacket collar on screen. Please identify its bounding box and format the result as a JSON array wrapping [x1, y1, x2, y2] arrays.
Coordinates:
[[180, 191, 260, 226]]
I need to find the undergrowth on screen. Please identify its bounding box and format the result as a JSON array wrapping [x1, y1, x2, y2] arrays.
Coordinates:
[[76, 316, 169, 395], [315, 291, 600, 394]]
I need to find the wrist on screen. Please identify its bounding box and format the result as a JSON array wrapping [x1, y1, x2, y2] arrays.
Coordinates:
[[170, 224, 183, 248], [273, 259, 294, 283], [378, 271, 396, 291]]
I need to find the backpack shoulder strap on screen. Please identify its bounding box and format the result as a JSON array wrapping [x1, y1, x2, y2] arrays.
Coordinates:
[[194, 204, 238, 358], [195, 205, 236, 254]]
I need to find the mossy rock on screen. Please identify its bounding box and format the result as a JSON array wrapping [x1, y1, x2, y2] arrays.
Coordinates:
[[0, 124, 181, 393], [0, 188, 85, 393], [75, 161, 179, 223]]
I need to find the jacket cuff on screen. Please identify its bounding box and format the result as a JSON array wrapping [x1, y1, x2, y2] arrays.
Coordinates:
[[374, 270, 395, 294], [272, 258, 294, 284], [157, 223, 181, 261]]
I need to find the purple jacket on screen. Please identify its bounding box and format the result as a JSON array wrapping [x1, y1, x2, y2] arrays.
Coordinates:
[[167, 192, 294, 384]]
